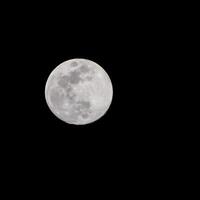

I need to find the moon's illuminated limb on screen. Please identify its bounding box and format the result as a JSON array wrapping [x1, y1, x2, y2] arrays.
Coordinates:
[[45, 58, 113, 125]]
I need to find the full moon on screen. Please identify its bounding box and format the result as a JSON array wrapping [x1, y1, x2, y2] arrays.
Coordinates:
[[45, 58, 113, 125]]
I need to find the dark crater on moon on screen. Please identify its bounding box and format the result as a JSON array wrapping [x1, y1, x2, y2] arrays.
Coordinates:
[[70, 61, 79, 67]]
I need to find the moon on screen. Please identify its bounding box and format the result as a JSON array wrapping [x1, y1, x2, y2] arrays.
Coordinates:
[[45, 58, 113, 125]]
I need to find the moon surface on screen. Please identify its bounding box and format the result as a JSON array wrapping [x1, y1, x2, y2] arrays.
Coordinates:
[[45, 58, 113, 125]]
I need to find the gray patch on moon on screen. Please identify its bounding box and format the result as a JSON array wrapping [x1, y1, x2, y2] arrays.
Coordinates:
[[68, 70, 82, 84], [85, 75, 93, 81], [79, 64, 90, 73], [70, 61, 79, 67], [56, 75, 76, 103], [57, 64, 93, 87], [69, 100, 92, 121], [49, 87, 65, 109], [57, 75, 70, 88], [50, 67, 93, 121]]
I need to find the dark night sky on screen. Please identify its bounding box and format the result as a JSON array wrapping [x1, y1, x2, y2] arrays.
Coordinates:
[[1, 3, 182, 189]]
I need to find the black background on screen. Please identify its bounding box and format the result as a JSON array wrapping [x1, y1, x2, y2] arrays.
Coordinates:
[[5, 9, 171, 144], [1, 2, 187, 195]]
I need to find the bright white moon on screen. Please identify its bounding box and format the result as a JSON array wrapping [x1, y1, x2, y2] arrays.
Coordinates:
[[45, 58, 113, 125]]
